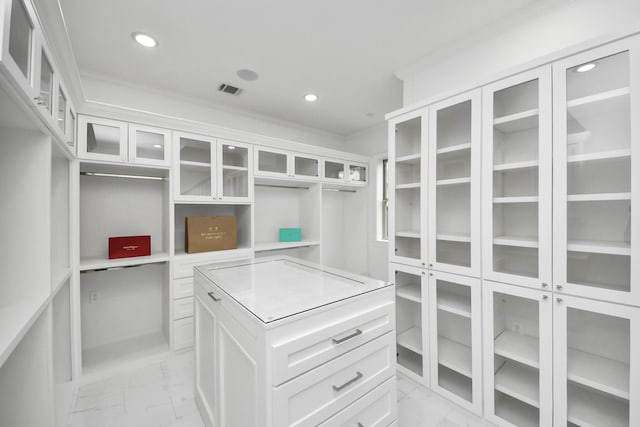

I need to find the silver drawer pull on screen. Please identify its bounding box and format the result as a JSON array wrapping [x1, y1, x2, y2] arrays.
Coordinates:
[[332, 371, 363, 392], [208, 292, 221, 302], [332, 329, 362, 344]]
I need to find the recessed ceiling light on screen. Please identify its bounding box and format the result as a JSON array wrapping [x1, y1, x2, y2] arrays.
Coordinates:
[[153, 144, 162, 149], [576, 63, 596, 73], [237, 69, 259, 81], [304, 94, 318, 102], [132, 32, 158, 48], [228, 146, 236, 150]]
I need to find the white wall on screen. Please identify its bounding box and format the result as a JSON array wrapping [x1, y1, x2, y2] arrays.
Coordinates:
[[398, 0, 640, 104], [344, 123, 389, 281]]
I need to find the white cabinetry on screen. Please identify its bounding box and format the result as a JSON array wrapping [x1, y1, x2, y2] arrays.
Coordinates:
[[1, 0, 38, 99], [553, 36, 640, 306], [323, 157, 368, 185], [482, 67, 552, 290], [254, 145, 321, 181]]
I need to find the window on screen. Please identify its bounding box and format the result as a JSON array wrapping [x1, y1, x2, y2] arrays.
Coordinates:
[[379, 157, 389, 241]]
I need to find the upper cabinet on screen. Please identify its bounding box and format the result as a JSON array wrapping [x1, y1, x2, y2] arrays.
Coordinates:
[[1, 0, 38, 98], [428, 90, 481, 277], [322, 157, 367, 185], [552, 36, 640, 306], [174, 131, 252, 202], [481, 66, 552, 290], [388, 109, 428, 268], [254, 146, 321, 181], [78, 115, 171, 166]]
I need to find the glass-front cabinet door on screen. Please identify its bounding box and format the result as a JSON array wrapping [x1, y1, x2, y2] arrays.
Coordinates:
[[174, 132, 216, 200], [482, 66, 552, 290], [254, 146, 290, 178], [292, 153, 320, 180], [217, 139, 252, 201], [78, 115, 128, 162], [2, 0, 38, 97], [36, 46, 53, 115], [347, 161, 367, 185], [428, 90, 481, 277], [388, 109, 428, 268], [323, 158, 346, 183], [482, 280, 553, 427], [128, 124, 171, 166], [552, 37, 640, 306]]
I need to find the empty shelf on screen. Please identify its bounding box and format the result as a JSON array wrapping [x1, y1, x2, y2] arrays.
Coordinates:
[[567, 240, 630, 256], [397, 350, 423, 377], [494, 361, 540, 408], [179, 160, 211, 168], [396, 153, 421, 164], [436, 233, 471, 243], [567, 149, 630, 163], [438, 366, 472, 402], [494, 392, 539, 427], [0, 293, 50, 367], [80, 253, 171, 271], [494, 331, 539, 368], [254, 241, 321, 252], [396, 183, 421, 190], [438, 336, 472, 378], [493, 236, 538, 248], [493, 109, 539, 133], [437, 290, 471, 318], [436, 177, 471, 186], [567, 383, 629, 427], [567, 87, 630, 109], [396, 230, 421, 239], [222, 165, 248, 171], [396, 285, 421, 303], [493, 196, 539, 204], [567, 347, 629, 400], [397, 327, 422, 355], [437, 143, 471, 155], [567, 193, 631, 202], [494, 160, 539, 171]]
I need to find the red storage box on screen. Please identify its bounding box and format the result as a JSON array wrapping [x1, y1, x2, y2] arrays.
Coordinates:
[[108, 235, 151, 259]]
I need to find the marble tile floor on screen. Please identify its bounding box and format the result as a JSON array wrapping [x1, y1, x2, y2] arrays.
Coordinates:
[[67, 350, 494, 427]]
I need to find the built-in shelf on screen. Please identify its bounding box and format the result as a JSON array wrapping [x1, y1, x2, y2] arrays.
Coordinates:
[[397, 351, 423, 377], [222, 165, 248, 171], [254, 241, 321, 252], [437, 143, 471, 155], [438, 366, 473, 402], [567, 193, 631, 202], [437, 291, 471, 318], [396, 153, 421, 164], [52, 269, 73, 296], [495, 393, 539, 427], [493, 109, 539, 133], [567, 87, 630, 109], [396, 230, 421, 239], [567, 383, 629, 427], [180, 160, 211, 168], [493, 196, 539, 204], [494, 331, 539, 369], [438, 336, 472, 378], [436, 177, 471, 186], [79, 253, 171, 272], [493, 236, 538, 248], [567, 348, 629, 400], [396, 285, 421, 303], [494, 361, 540, 408], [436, 233, 471, 243], [396, 183, 421, 190], [567, 240, 630, 256], [494, 160, 539, 172], [397, 327, 422, 355], [567, 149, 631, 163]]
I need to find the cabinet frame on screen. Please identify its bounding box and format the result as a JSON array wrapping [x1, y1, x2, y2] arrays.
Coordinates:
[[254, 145, 291, 179], [216, 139, 253, 202], [481, 66, 553, 289], [173, 131, 217, 201], [78, 115, 128, 162], [128, 123, 172, 167], [552, 36, 640, 306], [428, 89, 481, 277]]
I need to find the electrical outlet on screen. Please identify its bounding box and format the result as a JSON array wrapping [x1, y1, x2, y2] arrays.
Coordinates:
[[512, 322, 523, 335], [89, 291, 98, 304]]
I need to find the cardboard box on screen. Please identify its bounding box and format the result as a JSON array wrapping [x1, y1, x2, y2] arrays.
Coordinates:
[[279, 228, 302, 242], [108, 235, 151, 259], [186, 216, 237, 254]]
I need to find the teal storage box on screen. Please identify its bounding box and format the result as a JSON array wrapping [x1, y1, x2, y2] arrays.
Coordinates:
[[279, 228, 302, 242]]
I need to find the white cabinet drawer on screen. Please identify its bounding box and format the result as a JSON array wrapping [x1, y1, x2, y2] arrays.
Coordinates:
[[173, 250, 253, 278], [173, 317, 194, 349], [318, 377, 397, 427], [271, 300, 394, 386], [273, 332, 395, 427], [173, 277, 193, 299], [173, 297, 194, 320]]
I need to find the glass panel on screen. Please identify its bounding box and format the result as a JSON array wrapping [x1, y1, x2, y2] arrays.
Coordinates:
[[492, 79, 540, 278], [69, 112, 76, 146], [85, 123, 121, 156], [57, 88, 66, 132], [294, 156, 319, 177], [221, 144, 249, 198], [565, 51, 631, 293], [349, 165, 366, 182], [8, 0, 33, 79], [395, 269, 422, 376], [395, 117, 421, 157], [566, 308, 630, 426], [222, 144, 248, 168], [39, 52, 53, 113], [258, 150, 287, 174], [436, 280, 472, 402], [179, 137, 211, 197], [135, 130, 165, 161], [492, 292, 540, 426], [324, 161, 344, 180]]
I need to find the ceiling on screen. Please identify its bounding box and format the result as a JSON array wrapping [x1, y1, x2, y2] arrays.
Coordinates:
[[59, 0, 555, 137]]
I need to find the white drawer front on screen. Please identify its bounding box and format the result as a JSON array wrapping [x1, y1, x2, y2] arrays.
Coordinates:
[[173, 317, 194, 349], [272, 301, 394, 386], [273, 332, 395, 427], [173, 277, 193, 300], [173, 250, 252, 278], [173, 297, 194, 320], [319, 377, 397, 427]]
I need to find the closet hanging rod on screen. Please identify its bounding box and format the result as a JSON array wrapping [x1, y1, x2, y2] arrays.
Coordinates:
[[255, 183, 309, 190], [323, 188, 357, 193], [80, 172, 166, 181]]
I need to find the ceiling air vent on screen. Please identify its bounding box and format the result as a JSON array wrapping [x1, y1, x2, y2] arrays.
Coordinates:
[[218, 83, 242, 96]]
